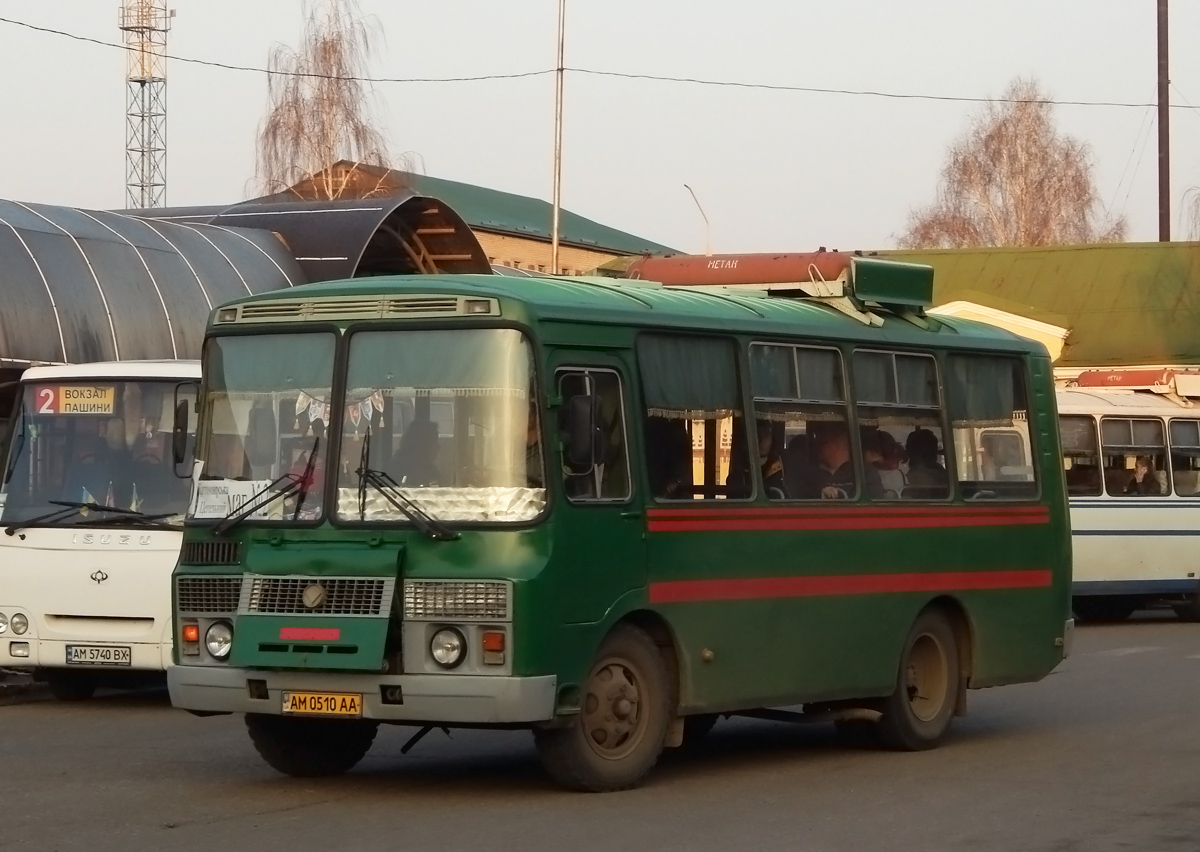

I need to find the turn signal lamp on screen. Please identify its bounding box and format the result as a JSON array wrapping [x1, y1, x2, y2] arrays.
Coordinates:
[[216, 308, 238, 323], [482, 630, 505, 666], [181, 621, 201, 656], [464, 299, 492, 315]]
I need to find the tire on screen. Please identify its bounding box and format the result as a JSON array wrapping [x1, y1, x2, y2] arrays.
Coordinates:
[[1073, 596, 1137, 623], [1172, 594, 1200, 622], [245, 713, 378, 777], [877, 608, 959, 751], [534, 623, 671, 791], [47, 672, 96, 701]]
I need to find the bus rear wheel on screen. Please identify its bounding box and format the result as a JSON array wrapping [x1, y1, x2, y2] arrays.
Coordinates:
[[245, 713, 378, 777], [534, 623, 670, 791], [877, 609, 959, 751]]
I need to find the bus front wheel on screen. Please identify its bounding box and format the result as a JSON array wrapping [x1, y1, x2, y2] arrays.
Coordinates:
[[534, 623, 671, 791], [877, 609, 959, 751], [245, 713, 378, 777]]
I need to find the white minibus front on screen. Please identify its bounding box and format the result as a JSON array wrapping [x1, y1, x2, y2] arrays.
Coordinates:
[[0, 360, 198, 698]]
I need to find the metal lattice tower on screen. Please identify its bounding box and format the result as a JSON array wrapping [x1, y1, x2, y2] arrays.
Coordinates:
[[120, 1, 172, 209]]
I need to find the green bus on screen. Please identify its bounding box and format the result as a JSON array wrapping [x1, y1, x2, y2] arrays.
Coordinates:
[[168, 256, 1072, 791]]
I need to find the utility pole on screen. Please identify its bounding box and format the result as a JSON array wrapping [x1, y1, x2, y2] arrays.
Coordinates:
[[550, 0, 566, 274], [1158, 0, 1170, 241], [120, 1, 173, 209]]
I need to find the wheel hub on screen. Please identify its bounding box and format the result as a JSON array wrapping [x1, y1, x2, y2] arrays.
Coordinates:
[[582, 660, 644, 759]]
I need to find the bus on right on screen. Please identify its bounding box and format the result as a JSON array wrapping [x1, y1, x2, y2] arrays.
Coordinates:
[[1059, 368, 1200, 621]]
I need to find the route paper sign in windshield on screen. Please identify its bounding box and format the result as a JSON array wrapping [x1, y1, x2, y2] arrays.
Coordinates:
[[34, 386, 116, 415]]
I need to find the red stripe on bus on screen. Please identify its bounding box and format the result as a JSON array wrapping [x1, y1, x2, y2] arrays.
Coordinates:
[[647, 514, 1049, 532], [649, 569, 1053, 604], [280, 627, 341, 641], [646, 505, 1049, 518]]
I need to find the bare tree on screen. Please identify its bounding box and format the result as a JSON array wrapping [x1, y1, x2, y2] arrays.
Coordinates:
[[899, 78, 1127, 248], [253, 0, 398, 200]]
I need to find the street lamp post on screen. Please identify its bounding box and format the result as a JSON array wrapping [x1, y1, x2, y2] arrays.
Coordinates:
[[551, 0, 566, 273]]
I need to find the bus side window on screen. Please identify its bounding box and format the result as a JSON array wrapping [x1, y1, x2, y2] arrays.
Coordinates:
[[1170, 419, 1200, 496], [1059, 415, 1102, 496], [854, 350, 946, 501], [1101, 418, 1169, 497], [556, 369, 631, 502], [748, 343, 851, 501], [946, 355, 1038, 500], [637, 334, 750, 501]]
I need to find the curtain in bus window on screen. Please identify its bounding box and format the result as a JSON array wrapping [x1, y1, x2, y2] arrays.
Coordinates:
[[639, 335, 740, 417], [345, 329, 531, 394], [1170, 419, 1200, 496], [896, 355, 938, 406], [749, 344, 796, 400], [853, 351, 894, 404], [207, 333, 335, 393], [798, 348, 843, 401], [947, 356, 1016, 427]]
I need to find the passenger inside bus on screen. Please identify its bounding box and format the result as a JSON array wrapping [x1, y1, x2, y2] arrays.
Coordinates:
[[394, 418, 440, 486], [813, 427, 857, 499], [861, 428, 902, 499], [904, 428, 949, 498], [727, 420, 786, 499], [645, 416, 692, 499], [60, 433, 114, 504], [1124, 455, 1164, 496]]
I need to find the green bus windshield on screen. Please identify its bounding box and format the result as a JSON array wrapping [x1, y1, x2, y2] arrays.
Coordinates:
[[192, 332, 336, 523], [336, 328, 544, 524]]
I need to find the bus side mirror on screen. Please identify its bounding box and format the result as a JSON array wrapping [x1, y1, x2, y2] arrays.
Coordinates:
[[564, 394, 603, 470], [172, 400, 190, 466]]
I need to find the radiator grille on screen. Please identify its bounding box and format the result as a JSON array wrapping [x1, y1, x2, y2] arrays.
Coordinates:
[[180, 540, 241, 565], [404, 580, 510, 621], [243, 576, 394, 616], [176, 576, 243, 615]]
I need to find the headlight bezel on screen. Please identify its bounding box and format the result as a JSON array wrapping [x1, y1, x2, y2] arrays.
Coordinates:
[[10, 613, 28, 635], [204, 621, 234, 659], [430, 627, 466, 669]]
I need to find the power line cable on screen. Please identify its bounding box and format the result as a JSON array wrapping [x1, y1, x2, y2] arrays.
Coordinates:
[[0, 15, 553, 83], [1, 13, 1194, 110]]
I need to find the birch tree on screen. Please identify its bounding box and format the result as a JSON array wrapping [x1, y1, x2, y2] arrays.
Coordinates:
[[254, 0, 394, 200], [899, 79, 1126, 248]]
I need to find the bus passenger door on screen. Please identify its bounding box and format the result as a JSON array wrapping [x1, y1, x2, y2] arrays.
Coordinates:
[[548, 359, 645, 625]]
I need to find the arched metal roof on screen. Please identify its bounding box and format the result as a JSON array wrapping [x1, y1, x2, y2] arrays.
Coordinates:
[[0, 199, 303, 367], [129, 192, 491, 284]]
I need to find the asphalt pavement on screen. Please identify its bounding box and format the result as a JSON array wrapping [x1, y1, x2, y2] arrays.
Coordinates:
[[2, 615, 1198, 852]]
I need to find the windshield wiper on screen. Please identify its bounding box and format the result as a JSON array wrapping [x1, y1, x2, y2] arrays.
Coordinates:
[[87, 511, 179, 528], [355, 427, 457, 541], [211, 436, 320, 536], [4, 500, 149, 537]]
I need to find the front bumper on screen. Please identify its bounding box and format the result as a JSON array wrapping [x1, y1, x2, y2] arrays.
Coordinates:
[[168, 664, 557, 724], [0, 639, 169, 672]]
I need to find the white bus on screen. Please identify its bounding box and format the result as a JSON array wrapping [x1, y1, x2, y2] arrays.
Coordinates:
[[1058, 380, 1200, 621], [0, 360, 199, 699]]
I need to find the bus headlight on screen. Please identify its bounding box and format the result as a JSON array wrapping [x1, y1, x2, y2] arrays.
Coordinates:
[[205, 621, 233, 659], [0, 613, 7, 634], [10, 614, 28, 635], [430, 628, 465, 669]]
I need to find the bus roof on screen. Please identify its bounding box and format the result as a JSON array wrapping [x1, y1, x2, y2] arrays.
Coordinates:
[[211, 273, 1045, 355], [21, 359, 201, 383], [1056, 387, 1197, 415]]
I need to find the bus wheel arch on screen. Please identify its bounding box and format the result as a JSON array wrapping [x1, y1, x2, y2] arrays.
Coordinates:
[[924, 595, 974, 717], [533, 619, 673, 791], [877, 601, 965, 751]]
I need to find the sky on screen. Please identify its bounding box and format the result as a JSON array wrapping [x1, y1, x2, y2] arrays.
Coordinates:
[[1, 1, 1199, 255]]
